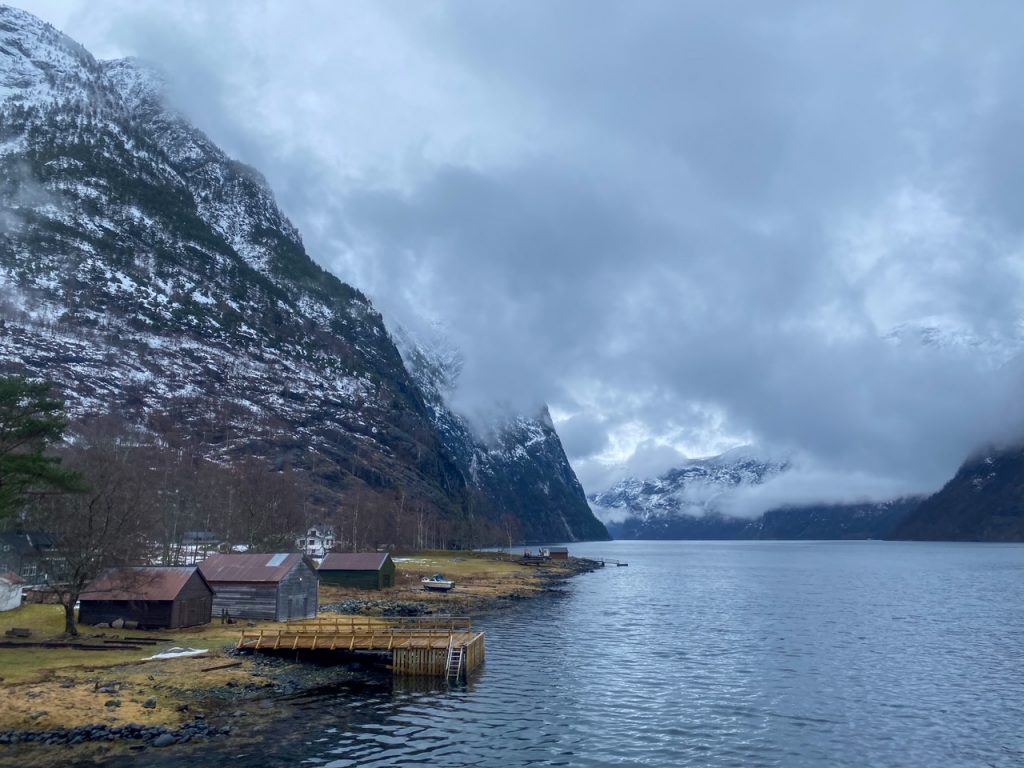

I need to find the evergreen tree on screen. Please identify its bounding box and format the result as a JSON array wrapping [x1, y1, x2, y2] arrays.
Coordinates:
[[0, 376, 82, 517]]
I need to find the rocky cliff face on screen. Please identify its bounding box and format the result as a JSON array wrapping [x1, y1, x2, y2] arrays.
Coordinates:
[[890, 448, 1024, 541], [397, 331, 608, 542], [0, 6, 606, 543]]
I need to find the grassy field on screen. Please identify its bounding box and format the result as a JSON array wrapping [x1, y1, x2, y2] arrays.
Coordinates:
[[392, 550, 528, 578], [0, 603, 267, 731], [320, 549, 580, 611]]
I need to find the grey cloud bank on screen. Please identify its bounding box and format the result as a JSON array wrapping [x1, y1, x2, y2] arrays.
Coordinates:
[[19, 0, 1024, 510]]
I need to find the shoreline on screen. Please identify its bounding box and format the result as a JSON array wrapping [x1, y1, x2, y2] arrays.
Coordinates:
[[0, 552, 600, 765]]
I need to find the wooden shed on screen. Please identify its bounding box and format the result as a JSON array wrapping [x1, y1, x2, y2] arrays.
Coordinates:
[[546, 547, 569, 561], [319, 553, 396, 589], [79, 566, 213, 629], [199, 553, 318, 621]]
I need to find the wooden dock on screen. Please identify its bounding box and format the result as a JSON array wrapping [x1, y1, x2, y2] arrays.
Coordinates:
[[236, 615, 485, 681], [584, 557, 628, 567]]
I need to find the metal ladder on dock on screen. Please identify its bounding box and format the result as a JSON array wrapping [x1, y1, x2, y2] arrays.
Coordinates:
[[445, 643, 465, 684]]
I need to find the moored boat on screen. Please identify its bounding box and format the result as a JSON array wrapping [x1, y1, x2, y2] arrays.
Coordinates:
[[421, 573, 454, 591]]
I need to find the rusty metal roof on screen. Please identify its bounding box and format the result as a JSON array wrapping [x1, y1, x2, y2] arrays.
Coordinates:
[[199, 553, 308, 583], [80, 567, 207, 602], [319, 552, 390, 571]]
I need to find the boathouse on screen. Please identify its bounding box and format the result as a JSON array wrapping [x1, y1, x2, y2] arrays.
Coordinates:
[[79, 566, 213, 629], [318, 552, 396, 589], [546, 547, 569, 560], [199, 553, 318, 621]]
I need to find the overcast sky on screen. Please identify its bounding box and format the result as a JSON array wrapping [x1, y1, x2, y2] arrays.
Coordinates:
[[18, 1, 1024, 508]]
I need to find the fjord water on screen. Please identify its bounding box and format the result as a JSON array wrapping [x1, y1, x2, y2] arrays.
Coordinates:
[[146, 541, 1024, 767]]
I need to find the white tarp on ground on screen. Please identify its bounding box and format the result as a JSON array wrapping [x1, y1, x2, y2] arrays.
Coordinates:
[[143, 647, 209, 660]]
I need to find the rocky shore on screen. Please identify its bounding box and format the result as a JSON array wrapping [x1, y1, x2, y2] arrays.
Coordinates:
[[0, 720, 230, 749]]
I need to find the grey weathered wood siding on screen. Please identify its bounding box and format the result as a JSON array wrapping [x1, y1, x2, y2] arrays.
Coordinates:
[[210, 583, 278, 621], [275, 559, 318, 620], [319, 555, 395, 590], [169, 571, 214, 627]]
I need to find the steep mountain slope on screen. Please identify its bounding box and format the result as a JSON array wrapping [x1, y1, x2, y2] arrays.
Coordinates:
[[594, 447, 916, 540], [890, 447, 1024, 541], [0, 6, 606, 543], [397, 331, 609, 542]]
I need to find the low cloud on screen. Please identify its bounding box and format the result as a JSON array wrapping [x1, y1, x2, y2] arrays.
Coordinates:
[[720, 463, 923, 519]]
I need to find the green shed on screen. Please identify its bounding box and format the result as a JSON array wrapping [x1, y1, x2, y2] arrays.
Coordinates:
[[318, 552, 396, 589]]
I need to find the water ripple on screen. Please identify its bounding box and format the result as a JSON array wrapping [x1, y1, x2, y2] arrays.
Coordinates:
[[110, 541, 1024, 767]]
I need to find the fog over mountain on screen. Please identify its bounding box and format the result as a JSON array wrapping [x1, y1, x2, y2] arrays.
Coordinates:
[[20, 0, 1024, 514]]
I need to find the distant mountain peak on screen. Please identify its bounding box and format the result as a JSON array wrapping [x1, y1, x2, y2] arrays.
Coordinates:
[[591, 446, 913, 540]]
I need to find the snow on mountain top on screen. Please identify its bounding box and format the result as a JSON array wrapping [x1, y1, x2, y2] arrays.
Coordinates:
[[101, 57, 167, 117], [885, 316, 1024, 366], [701, 443, 791, 468], [0, 4, 98, 105], [590, 444, 791, 523]]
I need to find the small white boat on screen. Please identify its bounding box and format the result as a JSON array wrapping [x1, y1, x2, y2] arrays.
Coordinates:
[[421, 573, 454, 592]]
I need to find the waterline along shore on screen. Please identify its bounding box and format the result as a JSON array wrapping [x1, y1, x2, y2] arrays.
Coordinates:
[[0, 551, 598, 766]]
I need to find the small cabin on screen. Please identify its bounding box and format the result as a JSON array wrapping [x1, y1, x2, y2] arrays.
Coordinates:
[[545, 547, 569, 560], [79, 566, 213, 629], [199, 553, 318, 621], [318, 553, 396, 590]]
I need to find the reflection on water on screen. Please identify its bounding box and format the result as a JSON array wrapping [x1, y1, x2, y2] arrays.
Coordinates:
[[107, 541, 1024, 767]]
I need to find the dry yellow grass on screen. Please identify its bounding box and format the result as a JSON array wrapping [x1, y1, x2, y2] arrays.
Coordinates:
[[0, 604, 257, 684], [320, 549, 580, 613], [0, 653, 258, 730], [393, 550, 527, 578], [0, 603, 274, 731]]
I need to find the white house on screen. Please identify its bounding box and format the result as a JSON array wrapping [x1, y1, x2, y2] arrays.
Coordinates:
[[296, 526, 335, 559], [0, 572, 25, 612]]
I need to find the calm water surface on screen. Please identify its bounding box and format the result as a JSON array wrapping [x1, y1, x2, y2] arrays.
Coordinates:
[[133, 541, 1024, 767]]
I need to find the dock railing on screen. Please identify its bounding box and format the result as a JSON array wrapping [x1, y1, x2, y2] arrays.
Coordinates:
[[285, 615, 473, 633], [237, 614, 485, 678]]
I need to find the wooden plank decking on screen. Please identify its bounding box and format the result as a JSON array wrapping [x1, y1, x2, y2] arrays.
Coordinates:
[[236, 615, 485, 680]]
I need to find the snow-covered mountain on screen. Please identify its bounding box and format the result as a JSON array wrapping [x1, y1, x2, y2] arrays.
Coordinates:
[[0, 5, 606, 544], [884, 316, 1024, 365], [591, 447, 915, 540], [591, 446, 789, 522]]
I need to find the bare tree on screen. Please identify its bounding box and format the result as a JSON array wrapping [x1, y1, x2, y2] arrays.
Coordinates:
[[31, 432, 153, 635], [501, 513, 522, 551], [227, 456, 305, 551]]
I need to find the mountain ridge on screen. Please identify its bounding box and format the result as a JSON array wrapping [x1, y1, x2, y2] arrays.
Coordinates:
[[889, 446, 1024, 541]]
